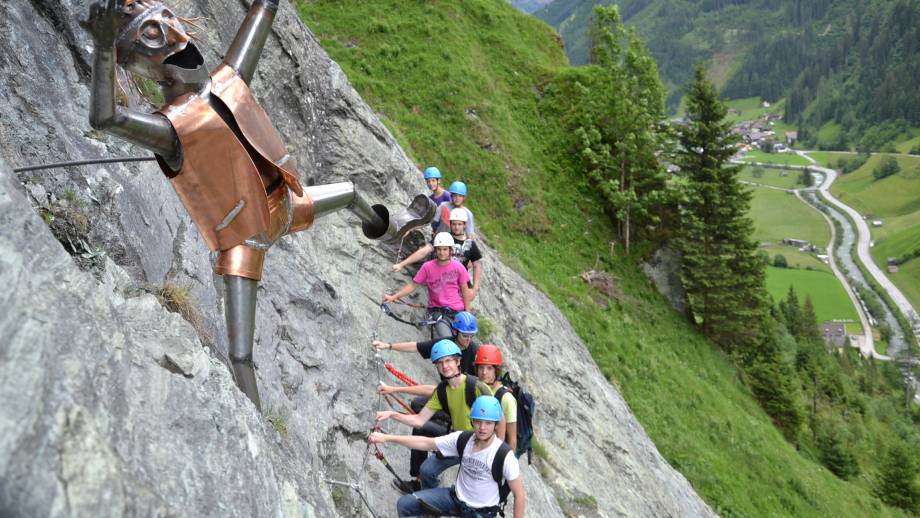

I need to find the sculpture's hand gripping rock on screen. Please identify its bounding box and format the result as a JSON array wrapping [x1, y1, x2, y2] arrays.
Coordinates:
[[85, 0, 434, 409]]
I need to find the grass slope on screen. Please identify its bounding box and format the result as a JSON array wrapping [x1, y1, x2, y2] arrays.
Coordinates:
[[296, 1, 902, 515]]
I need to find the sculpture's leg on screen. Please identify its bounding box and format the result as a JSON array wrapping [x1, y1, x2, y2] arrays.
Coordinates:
[[224, 274, 262, 411], [216, 241, 269, 411]]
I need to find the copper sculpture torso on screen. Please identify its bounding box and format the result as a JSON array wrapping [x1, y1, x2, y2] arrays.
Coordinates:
[[158, 64, 307, 251]]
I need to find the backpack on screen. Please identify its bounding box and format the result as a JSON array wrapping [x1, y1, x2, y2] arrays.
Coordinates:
[[496, 372, 536, 464], [436, 375, 479, 431], [456, 431, 513, 515]]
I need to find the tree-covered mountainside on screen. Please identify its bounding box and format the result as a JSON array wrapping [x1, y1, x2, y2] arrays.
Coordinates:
[[532, 0, 920, 150], [295, 0, 920, 515]]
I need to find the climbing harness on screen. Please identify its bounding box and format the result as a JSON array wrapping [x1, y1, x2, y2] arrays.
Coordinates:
[[381, 302, 444, 328], [12, 155, 156, 173]]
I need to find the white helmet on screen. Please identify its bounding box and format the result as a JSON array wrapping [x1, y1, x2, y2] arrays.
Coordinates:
[[448, 208, 468, 223], [433, 232, 454, 248]]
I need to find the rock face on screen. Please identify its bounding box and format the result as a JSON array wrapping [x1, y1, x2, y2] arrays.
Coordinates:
[[642, 246, 691, 317], [0, 1, 714, 517]]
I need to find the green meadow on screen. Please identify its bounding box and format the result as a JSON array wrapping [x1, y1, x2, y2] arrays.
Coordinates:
[[738, 166, 807, 190], [740, 149, 812, 167], [749, 187, 830, 246], [765, 267, 859, 322]]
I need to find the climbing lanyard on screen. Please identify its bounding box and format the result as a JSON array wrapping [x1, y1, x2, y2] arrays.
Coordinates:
[[385, 362, 419, 387], [369, 424, 415, 494]]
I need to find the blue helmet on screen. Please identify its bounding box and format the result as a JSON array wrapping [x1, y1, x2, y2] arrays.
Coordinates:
[[448, 181, 468, 197], [451, 312, 478, 334], [430, 339, 462, 363], [470, 396, 503, 422], [423, 167, 442, 180]]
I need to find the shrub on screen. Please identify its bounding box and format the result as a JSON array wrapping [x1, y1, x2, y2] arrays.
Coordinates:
[[773, 254, 788, 268]]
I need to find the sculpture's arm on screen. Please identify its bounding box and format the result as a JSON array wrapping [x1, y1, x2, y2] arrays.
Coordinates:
[[86, 0, 180, 164], [223, 0, 281, 84], [303, 182, 436, 244]]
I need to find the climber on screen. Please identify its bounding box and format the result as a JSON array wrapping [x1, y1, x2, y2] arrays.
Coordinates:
[[373, 311, 481, 378], [383, 232, 471, 338], [370, 395, 525, 518], [373, 311, 481, 485], [474, 344, 516, 451], [375, 340, 495, 493], [424, 167, 451, 233], [435, 181, 475, 238], [392, 208, 482, 301], [83, 0, 434, 410]]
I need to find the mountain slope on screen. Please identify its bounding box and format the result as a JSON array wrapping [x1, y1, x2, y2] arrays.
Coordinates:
[[532, 0, 920, 150], [296, 0, 907, 515]]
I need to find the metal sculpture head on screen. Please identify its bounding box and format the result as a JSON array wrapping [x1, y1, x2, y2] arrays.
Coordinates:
[[115, 0, 207, 84]]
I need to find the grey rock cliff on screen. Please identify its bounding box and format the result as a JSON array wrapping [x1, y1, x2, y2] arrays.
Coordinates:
[[0, 1, 714, 516]]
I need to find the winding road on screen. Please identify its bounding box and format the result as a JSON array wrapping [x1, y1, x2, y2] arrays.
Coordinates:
[[737, 165, 882, 358], [797, 151, 920, 342]]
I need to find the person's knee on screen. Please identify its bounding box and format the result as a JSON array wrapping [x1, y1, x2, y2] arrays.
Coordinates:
[[396, 494, 418, 517], [410, 396, 428, 413]]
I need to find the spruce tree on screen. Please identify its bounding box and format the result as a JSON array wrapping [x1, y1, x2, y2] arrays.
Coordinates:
[[817, 429, 859, 480], [876, 441, 920, 513], [576, 5, 670, 253], [779, 285, 802, 338], [746, 321, 804, 442], [675, 66, 767, 351], [800, 296, 823, 345]]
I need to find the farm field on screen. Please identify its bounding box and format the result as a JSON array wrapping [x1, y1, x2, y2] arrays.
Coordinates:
[[804, 150, 857, 168], [749, 186, 830, 246], [738, 166, 806, 189], [765, 266, 859, 322], [724, 97, 785, 123], [740, 149, 811, 167], [761, 245, 831, 273]]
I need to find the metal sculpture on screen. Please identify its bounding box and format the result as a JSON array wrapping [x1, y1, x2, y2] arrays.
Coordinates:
[[84, 0, 433, 409]]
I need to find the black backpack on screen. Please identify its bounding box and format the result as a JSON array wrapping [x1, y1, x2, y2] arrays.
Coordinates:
[[436, 375, 479, 431], [496, 372, 536, 463], [456, 431, 513, 514]]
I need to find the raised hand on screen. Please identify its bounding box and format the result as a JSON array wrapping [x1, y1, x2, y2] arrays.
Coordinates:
[[83, 0, 126, 45]]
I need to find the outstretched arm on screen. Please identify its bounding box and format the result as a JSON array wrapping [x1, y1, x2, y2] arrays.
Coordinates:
[[383, 282, 418, 303], [223, 0, 281, 84], [393, 244, 433, 273], [369, 431, 438, 452], [86, 0, 179, 164]]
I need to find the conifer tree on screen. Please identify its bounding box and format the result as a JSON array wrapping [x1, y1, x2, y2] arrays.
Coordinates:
[[817, 428, 859, 480], [876, 441, 920, 513], [779, 286, 803, 339], [675, 66, 767, 351], [575, 5, 670, 253], [800, 296, 823, 345], [746, 321, 804, 442]]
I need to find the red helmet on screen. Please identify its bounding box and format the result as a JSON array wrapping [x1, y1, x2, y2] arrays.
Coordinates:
[[474, 344, 502, 367]]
